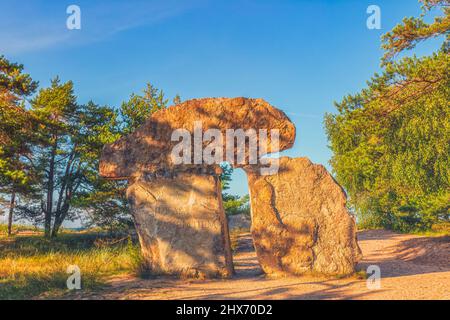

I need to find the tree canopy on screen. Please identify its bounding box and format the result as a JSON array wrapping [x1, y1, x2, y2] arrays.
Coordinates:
[[0, 55, 38, 188], [1, 76, 175, 237], [325, 0, 449, 231], [0, 56, 39, 235]]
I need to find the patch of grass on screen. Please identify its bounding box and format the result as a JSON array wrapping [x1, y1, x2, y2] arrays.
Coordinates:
[[357, 221, 450, 237], [0, 233, 143, 299], [412, 222, 450, 237], [0, 224, 40, 236]]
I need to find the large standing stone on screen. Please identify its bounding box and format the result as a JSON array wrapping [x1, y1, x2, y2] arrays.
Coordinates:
[[99, 97, 362, 278], [99, 97, 296, 279], [127, 170, 234, 278], [244, 157, 362, 276]]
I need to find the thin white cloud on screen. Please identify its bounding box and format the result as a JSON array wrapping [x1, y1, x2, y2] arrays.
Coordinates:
[[0, 0, 204, 55], [286, 111, 321, 119], [1, 32, 72, 54]]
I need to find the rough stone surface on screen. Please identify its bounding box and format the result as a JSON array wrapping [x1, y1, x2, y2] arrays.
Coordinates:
[[244, 157, 362, 276], [100, 97, 296, 179], [99, 97, 362, 279], [127, 170, 234, 278]]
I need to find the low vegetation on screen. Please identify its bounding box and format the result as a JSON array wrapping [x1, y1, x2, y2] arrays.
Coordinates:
[[0, 227, 142, 299], [0, 224, 39, 235]]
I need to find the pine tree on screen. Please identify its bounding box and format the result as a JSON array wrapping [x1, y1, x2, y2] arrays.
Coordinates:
[[0, 56, 38, 236], [119, 83, 168, 134], [24, 79, 120, 237], [81, 83, 171, 233]]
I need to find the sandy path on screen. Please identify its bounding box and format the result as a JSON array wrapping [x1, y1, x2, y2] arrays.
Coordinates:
[[78, 230, 449, 300]]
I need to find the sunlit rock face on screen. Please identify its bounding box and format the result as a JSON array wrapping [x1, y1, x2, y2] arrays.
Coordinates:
[[99, 97, 295, 279], [244, 157, 362, 276], [99, 97, 296, 179], [100, 97, 361, 279], [126, 169, 234, 278]]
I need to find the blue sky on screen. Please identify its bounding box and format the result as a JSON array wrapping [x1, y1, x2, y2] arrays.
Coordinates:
[[0, 0, 442, 197]]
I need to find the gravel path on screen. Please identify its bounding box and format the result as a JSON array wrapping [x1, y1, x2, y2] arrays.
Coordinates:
[[78, 230, 449, 300]]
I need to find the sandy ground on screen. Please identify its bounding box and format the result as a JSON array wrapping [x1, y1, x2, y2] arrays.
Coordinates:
[[75, 230, 449, 300]]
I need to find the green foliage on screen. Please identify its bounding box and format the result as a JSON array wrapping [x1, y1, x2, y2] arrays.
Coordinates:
[[81, 83, 172, 233], [69, 102, 131, 234], [0, 55, 38, 191], [23, 78, 80, 236], [0, 223, 39, 235], [172, 94, 182, 105], [223, 193, 250, 216], [1, 76, 173, 236], [325, 1, 449, 232], [119, 83, 168, 134], [218, 162, 250, 216], [219, 162, 233, 191], [0, 57, 204, 238], [0, 56, 39, 236], [0, 56, 38, 98], [10, 78, 126, 237], [381, 0, 449, 63]]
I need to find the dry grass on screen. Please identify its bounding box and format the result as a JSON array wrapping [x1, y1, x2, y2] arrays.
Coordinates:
[[229, 227, 250, 252], [0, 224, 40, 235], [415, 222, 450, 236], [0, 231, 142, 299]]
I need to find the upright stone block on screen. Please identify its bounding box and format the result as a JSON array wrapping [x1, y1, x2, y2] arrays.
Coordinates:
[[245, 157, 362, 276], [127, 171, 234, 278]]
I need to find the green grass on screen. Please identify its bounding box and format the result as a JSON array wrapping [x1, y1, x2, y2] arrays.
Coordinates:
[[0, 224, 40, 235], [411, 222, 450, 237], [357, 221, 450, 236], [0, 230, 143, 300]]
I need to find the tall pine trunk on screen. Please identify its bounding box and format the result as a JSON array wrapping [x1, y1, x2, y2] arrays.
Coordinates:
[[7, 191, 16, 237], [51, 221, 60, 238], [51, 212, 64, 238], [45, 136, 57, 238]]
